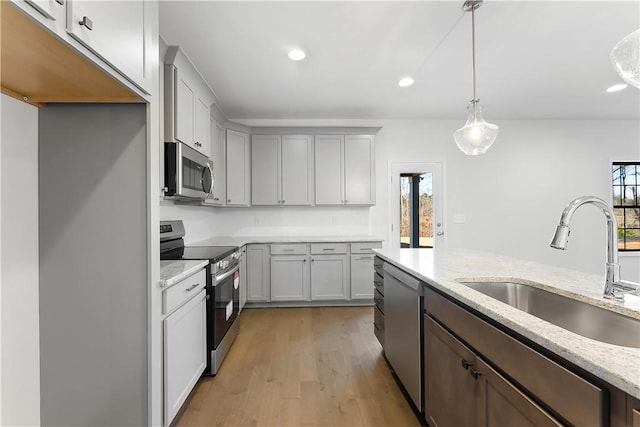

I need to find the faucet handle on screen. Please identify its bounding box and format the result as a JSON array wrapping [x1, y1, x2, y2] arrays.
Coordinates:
[[609, 280, 640, 300]]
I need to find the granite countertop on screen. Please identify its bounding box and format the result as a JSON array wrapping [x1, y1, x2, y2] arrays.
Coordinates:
[[190, 235, 383, 247], [373, 247, 640, 399], [160, 260, 209, 288]]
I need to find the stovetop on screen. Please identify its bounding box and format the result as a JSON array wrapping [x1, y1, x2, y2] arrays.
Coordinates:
[[181, 246, 239, 262], [160, 220, 239, 262]]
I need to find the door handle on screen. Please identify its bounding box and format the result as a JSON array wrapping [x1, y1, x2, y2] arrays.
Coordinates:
[[79, 16, 93, 30]]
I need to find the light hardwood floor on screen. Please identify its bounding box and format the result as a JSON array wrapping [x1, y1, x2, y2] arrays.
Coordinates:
[[174, 306, 421, 427]]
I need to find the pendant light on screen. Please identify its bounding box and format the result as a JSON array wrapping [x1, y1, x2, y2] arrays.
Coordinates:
[[610, 29, 640, 89], [454, 0, 499, 156]]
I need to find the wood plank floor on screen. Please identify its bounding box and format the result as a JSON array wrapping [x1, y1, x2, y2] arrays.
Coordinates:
[[173, 306, 421, 427]]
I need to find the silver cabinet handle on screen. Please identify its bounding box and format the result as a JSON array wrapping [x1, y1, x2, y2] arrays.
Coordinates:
[[55, 0, 64, 4], [185, 283, 201, 292], [227, 199, 231, 203], [357, 256, 373, 260], [79, 16, 93, 30], [283, 249, 294, 252], [213, 197, 219, 201], [322, 248, 335, 251]]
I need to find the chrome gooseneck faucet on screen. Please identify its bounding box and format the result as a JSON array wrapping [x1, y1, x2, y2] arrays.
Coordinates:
[[550, 196, 640, 300]]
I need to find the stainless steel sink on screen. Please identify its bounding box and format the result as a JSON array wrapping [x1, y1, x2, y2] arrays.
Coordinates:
[[458, 280, 640, 348]]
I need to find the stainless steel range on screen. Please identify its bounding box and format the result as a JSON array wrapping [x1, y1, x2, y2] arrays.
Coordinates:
[[160, 220, 241, 375]]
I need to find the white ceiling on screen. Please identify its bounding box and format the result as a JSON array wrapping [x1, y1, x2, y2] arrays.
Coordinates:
[[159, 1, 640, 121]]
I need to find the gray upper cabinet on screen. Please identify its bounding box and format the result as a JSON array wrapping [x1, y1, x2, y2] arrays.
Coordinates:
[[203, 118, 226, 206], [251, 135, 314, 206], [66, 0, 149, 92], [164, 46, 214, 158], [344, 135, 375, 205], [226, 129, 251, 206], [315, 135, 375, 206]]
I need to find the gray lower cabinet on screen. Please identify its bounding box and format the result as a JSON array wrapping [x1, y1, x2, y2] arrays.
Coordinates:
[[310, 254, 349, 300], [246, 244, 270, 302], [239, 246, 247, 310], [271, 255, 310, 301], [424, 315, 562, 427], [350, 253, 375, 299]]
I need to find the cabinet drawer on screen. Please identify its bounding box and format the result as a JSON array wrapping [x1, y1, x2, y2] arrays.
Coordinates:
[[271, 243, 307, 255], [374, 272, 384, 295], [374, 288, 384, 313], [425, 287, 604, 427], [163, 269, 207, 315], [350, 241, 382, 254], [310, 243, 347, 254], [374, 306, 385, 347], [374, 256, 384, 277]]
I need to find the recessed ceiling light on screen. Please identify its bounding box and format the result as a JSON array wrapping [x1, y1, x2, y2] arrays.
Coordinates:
[[398, 77, 414, 87], [288, 49, 306, 61], [606, 83, 628, 93]]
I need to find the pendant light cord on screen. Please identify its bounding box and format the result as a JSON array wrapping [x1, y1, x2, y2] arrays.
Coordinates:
[[471, 3, 477, 102]]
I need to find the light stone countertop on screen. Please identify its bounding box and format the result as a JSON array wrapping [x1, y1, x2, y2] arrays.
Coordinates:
[[190, 235, 383, 247], [373, 247, 640, 399], [160, 260, 209, 288]]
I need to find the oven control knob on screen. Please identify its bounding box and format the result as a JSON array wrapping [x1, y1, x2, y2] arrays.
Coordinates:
[[219, 260, 229, 270]]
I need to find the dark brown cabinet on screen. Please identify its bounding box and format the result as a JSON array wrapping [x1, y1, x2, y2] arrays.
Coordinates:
[[425, 315, 562, 427]]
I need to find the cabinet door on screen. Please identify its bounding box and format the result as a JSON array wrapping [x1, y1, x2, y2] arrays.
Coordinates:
[[315, 135, 344, 205], [164, 289, 207, 426], [66, 0, 146, 90], [205, 119, 226, 205], [246, 244, 270, 302], [310, 254, 348, 300], [344, 135, 374, 205], [24, 0, 66, 25], [175, 74, 195, 146], [194, 96, 211, 157], [251, 135, 280, 205], [226, 130, 251, 206], [271, 255, 310, 301], [476, 357, 562, 427], [350, 254, 374, 299], [281, 135, 314, 205], [424, 315, 477, 427]]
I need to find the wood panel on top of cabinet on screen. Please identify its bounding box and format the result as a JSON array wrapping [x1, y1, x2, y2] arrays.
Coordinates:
[[1, 1, 142, 104]]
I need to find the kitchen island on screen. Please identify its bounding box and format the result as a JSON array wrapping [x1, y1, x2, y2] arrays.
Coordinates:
[[374, 247, 640, 426], [374, 249, 640, 426]]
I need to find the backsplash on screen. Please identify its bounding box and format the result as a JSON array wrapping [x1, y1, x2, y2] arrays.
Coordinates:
[[160, 200, 373, 243]]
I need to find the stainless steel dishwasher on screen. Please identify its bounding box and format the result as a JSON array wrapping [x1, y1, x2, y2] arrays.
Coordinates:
[[383, 262, 423, 413]]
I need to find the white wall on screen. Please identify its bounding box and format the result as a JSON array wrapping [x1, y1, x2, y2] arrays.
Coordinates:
[[371, 119, 640, 282], [161, 118, 640, 282], [0, 94, 40, 426]]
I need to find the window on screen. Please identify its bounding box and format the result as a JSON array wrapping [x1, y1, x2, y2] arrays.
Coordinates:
[[613, 162, 639, 251]]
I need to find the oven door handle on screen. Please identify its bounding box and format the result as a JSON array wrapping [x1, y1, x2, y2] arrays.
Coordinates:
[[215, 263, 240, 283]]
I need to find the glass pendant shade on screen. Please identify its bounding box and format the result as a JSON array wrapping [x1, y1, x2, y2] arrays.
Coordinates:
[[454, 101, 499, 155], [610, 29, 640, 88]]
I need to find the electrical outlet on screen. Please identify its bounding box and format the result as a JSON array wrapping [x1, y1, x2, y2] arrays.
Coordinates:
[[454, 214, 466, 224]]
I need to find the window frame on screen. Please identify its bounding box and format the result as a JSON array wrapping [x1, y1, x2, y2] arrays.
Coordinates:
[[612, 161, 640, 252]]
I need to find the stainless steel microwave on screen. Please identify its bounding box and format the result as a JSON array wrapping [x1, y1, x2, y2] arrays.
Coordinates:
[[164, 142, 213, 199]]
